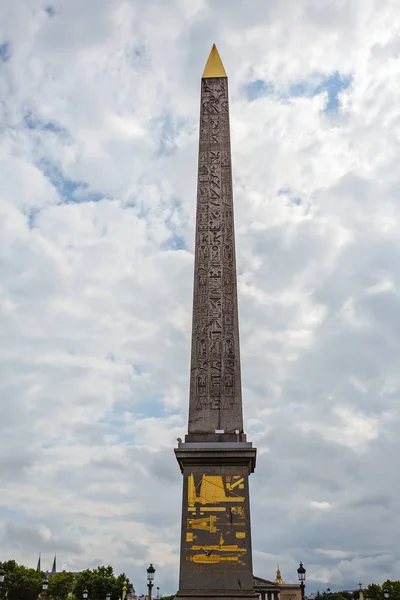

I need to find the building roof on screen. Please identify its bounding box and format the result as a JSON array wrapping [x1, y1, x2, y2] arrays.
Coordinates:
[[254, 576, 277, 587]]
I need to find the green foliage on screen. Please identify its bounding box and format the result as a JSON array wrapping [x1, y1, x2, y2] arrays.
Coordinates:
[[0, 561, 132, 600], [160, 595, 175, 600], [366, 584, 384, 600], [319, 583, 400, 600], [366, 582, 400, 600], [48, 571, 76, 600], [0, 560, 43, 600], [73, 566, 131, 600]]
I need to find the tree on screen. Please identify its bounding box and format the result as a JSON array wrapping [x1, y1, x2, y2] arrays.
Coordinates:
[[48, 571, 76, 600], [0, 561, 138, 600], [0, 560, 42, 600], [73, 566, 131, 600], [366, 582, 400, 600]]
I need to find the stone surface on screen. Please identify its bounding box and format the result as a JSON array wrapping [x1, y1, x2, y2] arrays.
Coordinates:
[[187, 74, 244, 441], [175, 47, 257, 600]]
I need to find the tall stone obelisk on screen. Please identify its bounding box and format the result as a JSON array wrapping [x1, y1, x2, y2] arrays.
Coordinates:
[[175, 45, 257, 600]]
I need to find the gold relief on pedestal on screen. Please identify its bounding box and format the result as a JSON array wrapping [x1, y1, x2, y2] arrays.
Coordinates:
[[185, 474, 247, 566]]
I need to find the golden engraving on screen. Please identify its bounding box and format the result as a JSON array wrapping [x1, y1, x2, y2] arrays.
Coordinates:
[[191, 545, 245, 553], [226, 477, 244, 491], [190, 554, 240, 564], [185, 474, 247, 567], [187, 515, 218, 533], [188, 474, 245, 505], [231, 506, 245, 516], [188, 473, 196, 507]]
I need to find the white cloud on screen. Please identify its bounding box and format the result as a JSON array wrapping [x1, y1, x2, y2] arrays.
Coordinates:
[[1, 0, 400, 594]]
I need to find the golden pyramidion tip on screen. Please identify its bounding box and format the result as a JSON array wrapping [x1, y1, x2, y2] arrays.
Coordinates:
[[202, 44, 227, 79]]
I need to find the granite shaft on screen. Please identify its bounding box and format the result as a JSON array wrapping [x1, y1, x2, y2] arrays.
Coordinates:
[[188, 76, 243, 440]]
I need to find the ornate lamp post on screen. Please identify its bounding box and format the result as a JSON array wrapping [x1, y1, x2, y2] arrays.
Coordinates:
[[146, 565, 155, 600], [83, 590, 89, 600], [297, 562, 306, 600], [41, 575, 49, 600], [0, 568, 4, 599], [384, 591, 390, 600], [156, 587, 160, 600], [106, 593, 111, 600]]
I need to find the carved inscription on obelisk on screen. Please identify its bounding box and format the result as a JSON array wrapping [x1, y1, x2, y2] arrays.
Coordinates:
[[188, 75, 244, 435]]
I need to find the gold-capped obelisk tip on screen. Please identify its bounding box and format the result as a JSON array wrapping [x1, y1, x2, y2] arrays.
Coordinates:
[[202, 44, 227, 78]]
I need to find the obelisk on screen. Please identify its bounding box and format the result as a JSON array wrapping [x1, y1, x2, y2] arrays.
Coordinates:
[[175, 45, 257, 600]]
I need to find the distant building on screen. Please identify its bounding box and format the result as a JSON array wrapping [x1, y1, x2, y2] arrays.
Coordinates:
[[36, 554, 80, 578], [274, 567, 286, 586], [254, 568, 302, 600]]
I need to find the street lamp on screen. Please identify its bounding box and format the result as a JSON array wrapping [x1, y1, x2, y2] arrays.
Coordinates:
[[146, 564, 155, 600], [297, 562, 306, 600], [83, 590, 89, 600], [41, 575, 49, 600], [106, 593, 111, 600], [383, 591, 390, 600], [0, 569, 4, 584], [366, 595, 371, 600], [156, 587, 160, 600]]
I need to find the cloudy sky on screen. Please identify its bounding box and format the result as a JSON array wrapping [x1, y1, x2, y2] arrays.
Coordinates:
[[1, 0, 400, 595]]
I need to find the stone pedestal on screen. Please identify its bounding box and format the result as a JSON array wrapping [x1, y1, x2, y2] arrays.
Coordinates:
[[175, 443, 257, 600]]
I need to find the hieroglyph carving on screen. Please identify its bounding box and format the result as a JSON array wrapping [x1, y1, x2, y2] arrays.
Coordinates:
[[190, 77, 242, 419]]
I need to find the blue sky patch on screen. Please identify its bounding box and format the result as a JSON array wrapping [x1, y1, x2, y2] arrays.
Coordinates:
[[24, 112, 68, 136], [152, 113, 187, 157], [245, 79, 274, 100], [290, 71, 352, 113], [278, 188, 302, 206], [245, 79, 274, 101], [0, 42, 10, 62], [61, 180, 103, 204], [164, 233, 186, 251], [38, 159, 104, 204], [244, 71, 351, 114], [162, 196, 188, 251], [25, 207, 41, 229]]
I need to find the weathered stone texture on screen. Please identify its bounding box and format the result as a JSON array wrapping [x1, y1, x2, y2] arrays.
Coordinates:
[[188, 77, 243, 437]]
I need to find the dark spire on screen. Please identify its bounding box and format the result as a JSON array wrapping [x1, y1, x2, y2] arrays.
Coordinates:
[[36, 553, 41, 572], [51, 554, 56, 573]]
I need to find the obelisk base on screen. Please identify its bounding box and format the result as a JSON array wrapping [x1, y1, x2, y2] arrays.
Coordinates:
[[175, 443, 257, 600]]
